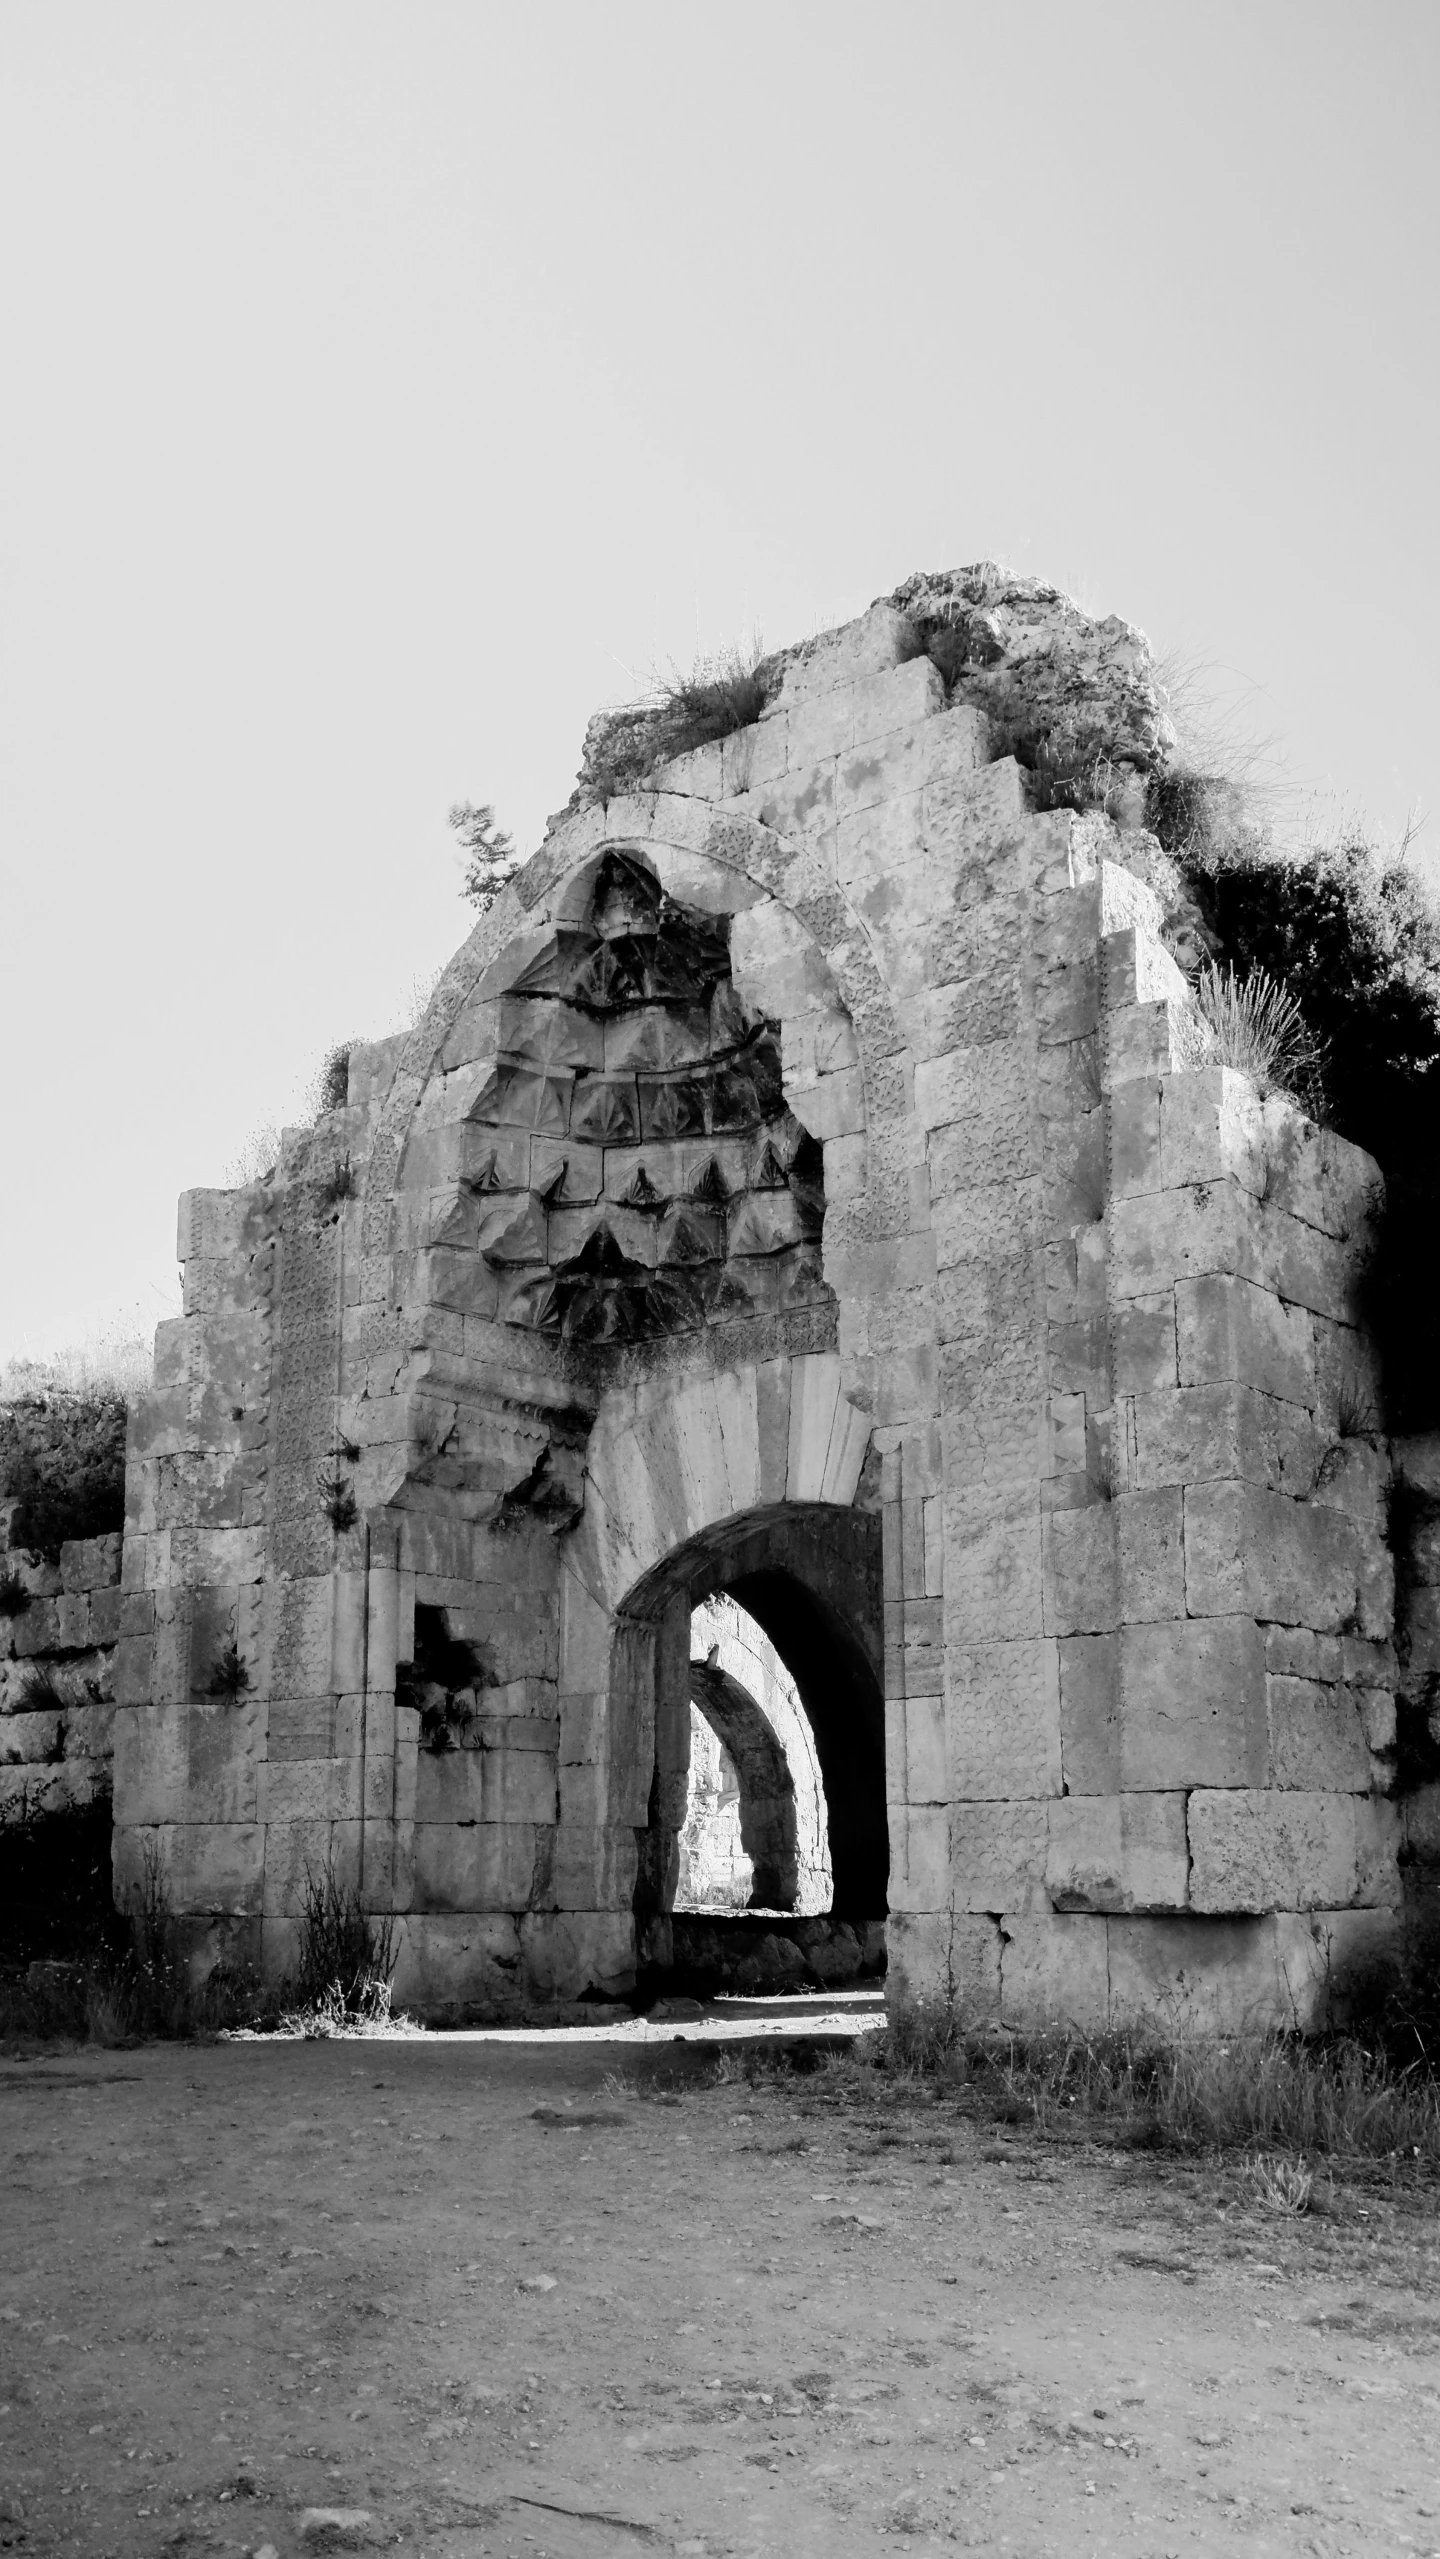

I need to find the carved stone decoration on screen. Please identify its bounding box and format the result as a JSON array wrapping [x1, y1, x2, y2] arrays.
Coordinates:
[[460, 851, 830, 1347]]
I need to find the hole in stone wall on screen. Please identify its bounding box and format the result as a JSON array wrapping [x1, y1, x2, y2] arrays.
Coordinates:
[[677, 1595, 832, 1918]]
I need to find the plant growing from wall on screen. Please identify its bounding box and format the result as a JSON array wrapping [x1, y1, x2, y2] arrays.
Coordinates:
[[398, 1605, 492, 1752], [18, 1663, 71, 1713], [577, 642, 778, 807], [1178, 959, 1327, 1110], [315, 1154, 356, 1209], [317, 1469, 358, 1533], [291, 1859, 397, 2020], [204, 1644, 251, 1700], [0, 1568, 31, 1619], [452, 801, 522, 913]]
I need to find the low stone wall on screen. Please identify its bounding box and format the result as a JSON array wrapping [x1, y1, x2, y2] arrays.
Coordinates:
[[0, 1529, 122, 1830], [668, 1912, 887, 1996]]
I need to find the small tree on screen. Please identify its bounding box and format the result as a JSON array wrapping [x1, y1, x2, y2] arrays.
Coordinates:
[[451, 801, 521, 913]]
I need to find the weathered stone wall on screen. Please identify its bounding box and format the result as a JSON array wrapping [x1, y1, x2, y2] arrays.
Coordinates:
[[108, 573, 1403, 2028], [0, 1528, 122, 1830]]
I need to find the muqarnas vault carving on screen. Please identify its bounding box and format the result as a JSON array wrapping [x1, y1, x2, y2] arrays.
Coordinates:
[[459, 852, 827, 1348]]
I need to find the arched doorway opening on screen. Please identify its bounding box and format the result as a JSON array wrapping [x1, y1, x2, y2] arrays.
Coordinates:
[[611, 1499, 887, 1993]]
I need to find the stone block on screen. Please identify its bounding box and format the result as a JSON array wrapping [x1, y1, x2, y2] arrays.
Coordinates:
[[902, 1694, 948, 1804], [412, 1821, 543, 1913], [1118, 1615, 1268, 1789], [999, 1913, 1110, 2032], [778, 602, 917, 706], [1115, 1486, 1185, 1622], [264, 1577, 336, 1702], [519, 1910, 638, 2003], [1176, 1273, 1314, 1406], [550, 1821, 637, 1913], [1267, 1676, 1370, 1791], [1159, 1068, 1264, 1191], [851, 653, 946, 746], [1260, 1102, 1380, 1243], [1126, 1382, 1315, 1497], [885, 1912, 1001, 2023], [1112, 1293, 1178, 1392], [116, 1820, 264, 1917], [1188, 1789, 1360, 1912], [112, 1703, 187, 1824], [1057, 1634, 1119, 1794], [113, 1633, 154, 1707], [187, 1697, 264, 1823], [950, 1801, 1049, 1912], [947, 1640, 1062, 1800], [414, 1752, 486, 1825], [1358, 1686, 1396, 1753], [127, 1386, 192, 1463], [486, 1742, 559, 1826], [1183, 1481, 1363, 1631], [60, 1534, 122, 1593], [1353, 1795, 1402, 1907], [11, 1597, 59, 1658], [3, 1709, 62, 1765], [53, 1592, 89, 1648], [915, 1036, 1028, 1139], [890, 1806, 952, 1912], [1106, 1003, 1180, 1081], [389, 1912, 525, 2014], [1108, 1080, 1162, 1199], [90, 1586, 124, 1644], [1042, 1503, 1116, 1636], [176, 1821, 265, 1915], [1045, 1793, 1188, 1914], [1107, 1913, 1311, 2035], [944, 1478, 1044, 1642], [258, 1758, 362, 1824]]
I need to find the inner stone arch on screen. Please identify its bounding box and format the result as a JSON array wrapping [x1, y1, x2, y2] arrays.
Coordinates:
[[679, 1592, 833, 1917]]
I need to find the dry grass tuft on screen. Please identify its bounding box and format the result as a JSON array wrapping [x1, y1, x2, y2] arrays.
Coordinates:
[[1177, 959, 1326, 1108]]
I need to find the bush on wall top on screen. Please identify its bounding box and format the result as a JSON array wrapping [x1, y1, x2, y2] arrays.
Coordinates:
[[1149, 782, 1440, 1431], [0, 1393, 128, 1563]]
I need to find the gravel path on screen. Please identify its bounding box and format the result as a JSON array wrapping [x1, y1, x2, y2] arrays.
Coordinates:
[[3, 2026, 1439, 2557]]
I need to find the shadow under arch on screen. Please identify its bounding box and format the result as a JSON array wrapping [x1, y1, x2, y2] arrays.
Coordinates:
[[615, 1500, 888, 1938]]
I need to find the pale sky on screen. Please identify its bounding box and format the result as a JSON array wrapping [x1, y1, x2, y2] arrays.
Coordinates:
[[1, 1, 1435, 1360]]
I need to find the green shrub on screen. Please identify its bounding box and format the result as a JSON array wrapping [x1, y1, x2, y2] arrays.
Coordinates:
[[0, 1392, 127, 1562], [1154, 809, 1440, 1429]]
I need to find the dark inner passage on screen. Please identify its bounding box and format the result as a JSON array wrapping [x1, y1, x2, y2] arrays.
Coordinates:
[[623, 1500, 887, 1937]]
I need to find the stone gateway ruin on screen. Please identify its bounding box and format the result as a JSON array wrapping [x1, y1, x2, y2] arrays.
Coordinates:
[[107, 571, 1406, 2028]]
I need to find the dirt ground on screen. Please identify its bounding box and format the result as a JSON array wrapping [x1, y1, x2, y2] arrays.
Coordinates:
[[3, 2005, 1440, 2559]]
